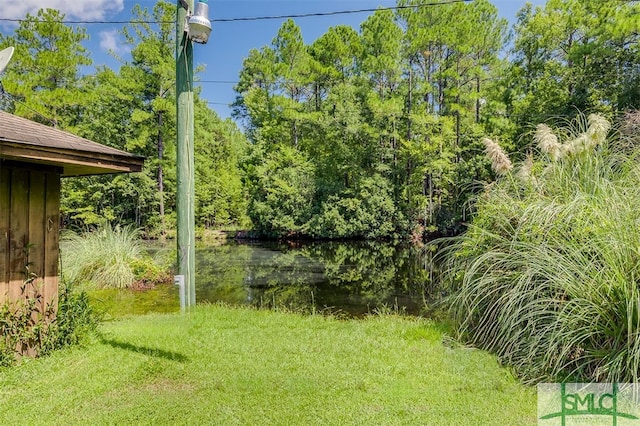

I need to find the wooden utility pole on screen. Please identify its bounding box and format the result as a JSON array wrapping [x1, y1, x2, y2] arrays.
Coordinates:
[[176, 0, 196, 307]]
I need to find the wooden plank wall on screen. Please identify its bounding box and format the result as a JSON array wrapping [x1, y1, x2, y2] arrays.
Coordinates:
[[44, 173, 60, 315], [0, 167, 9, 301], [0, 164, 60, 316]]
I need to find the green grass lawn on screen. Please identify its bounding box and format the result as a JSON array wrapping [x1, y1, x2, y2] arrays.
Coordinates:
[[0, 305, 536, 425]]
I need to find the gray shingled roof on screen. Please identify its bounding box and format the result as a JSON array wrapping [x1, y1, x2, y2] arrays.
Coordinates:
[[0, 110, 144, 176]]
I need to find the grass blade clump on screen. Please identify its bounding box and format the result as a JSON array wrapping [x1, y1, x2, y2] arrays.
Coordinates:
[[443, 113, 640, 383], [61, 224, 168, 289]]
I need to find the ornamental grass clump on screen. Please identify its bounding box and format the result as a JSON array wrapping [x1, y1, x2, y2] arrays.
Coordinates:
[[443, 113, 640, 383], [61, 224, 169, 289]]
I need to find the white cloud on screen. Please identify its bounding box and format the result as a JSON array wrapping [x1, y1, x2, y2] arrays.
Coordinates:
[[99, 29, 130, 56], [0, 0, 124, 21]]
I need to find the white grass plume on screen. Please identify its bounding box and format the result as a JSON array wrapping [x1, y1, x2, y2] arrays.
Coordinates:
[[517, 153, 538, 188], [482, 138, 513, 175], [535, 124, 561, 161]]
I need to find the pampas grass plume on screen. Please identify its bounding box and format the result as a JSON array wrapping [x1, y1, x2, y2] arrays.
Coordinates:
[[482, 137, 513, 175], [535, 124, 562, 161], [517, 153, 537, 187], [586, 113, 610, 148]]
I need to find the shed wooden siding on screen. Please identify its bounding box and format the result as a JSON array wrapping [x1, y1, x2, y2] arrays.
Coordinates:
[[0, 163, 60, 314], [0, 111, 143, 322]]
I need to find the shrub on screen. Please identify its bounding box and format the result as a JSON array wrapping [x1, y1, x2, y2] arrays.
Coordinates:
[[308, 175, 401, 239], [49, 284, 100, 349], [442, 114, 640, 383], [0, 284, 98, 367]]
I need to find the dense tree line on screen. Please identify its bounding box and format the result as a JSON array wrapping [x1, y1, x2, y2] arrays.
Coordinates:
[[1, 0, 638, 239], [235, 1, 508, 238], [235, 0, 639, 238]]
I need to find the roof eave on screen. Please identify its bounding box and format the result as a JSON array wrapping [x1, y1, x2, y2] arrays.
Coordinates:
[[0, 141, 145, 177]]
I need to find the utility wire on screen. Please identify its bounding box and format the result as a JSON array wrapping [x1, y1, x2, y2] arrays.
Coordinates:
[[0, 86, 58, 126], [0, 0, 472, 25], [212, 1, 471, 22]]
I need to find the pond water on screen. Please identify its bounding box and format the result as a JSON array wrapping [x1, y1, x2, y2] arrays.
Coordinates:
[[89, 240, 442, 318], [195, 240, 440, 316]]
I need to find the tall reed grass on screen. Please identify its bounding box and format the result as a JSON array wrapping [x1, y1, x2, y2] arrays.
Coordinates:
[[442, 114, 640, 383]]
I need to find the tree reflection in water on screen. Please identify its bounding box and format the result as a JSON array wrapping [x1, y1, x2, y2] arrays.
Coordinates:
[[195, 240, 442, 316]]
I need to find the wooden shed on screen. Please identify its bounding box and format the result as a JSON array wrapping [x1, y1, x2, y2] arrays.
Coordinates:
[[0, 110, 144, 317]]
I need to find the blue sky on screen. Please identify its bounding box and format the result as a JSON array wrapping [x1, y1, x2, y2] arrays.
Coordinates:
[[0, 0, 546, 120]]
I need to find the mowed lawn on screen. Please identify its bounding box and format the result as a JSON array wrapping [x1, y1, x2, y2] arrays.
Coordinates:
[[0, 305, 536, 425]]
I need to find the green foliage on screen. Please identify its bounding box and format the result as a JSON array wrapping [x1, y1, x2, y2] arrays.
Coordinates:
[[443, 114, 640, 383], [0, 298, 50, 366], [53, 285, 100, 348], [194, 99, 250, 228], [246, 145, 316, 237], [61, 224, 170, 289], [0, 8, 91, 126], [236, 2, 509, 238], [3, 1, 638, 240], [0, 284, 98, 367], [62, 172, 159, 231], [309, 175, 401, 239], [507, 0, 640, 137]]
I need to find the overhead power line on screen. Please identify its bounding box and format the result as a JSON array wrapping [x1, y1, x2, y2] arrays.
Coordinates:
[[212, 0, 472, 22], [0, 0, 472, 25], [0, 87, 58, 126]]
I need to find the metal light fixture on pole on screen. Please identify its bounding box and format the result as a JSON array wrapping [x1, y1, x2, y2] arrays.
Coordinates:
[[176, 0, 211, 309]]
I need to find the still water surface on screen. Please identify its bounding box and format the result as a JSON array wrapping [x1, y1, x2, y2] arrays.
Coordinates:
[[196, 240, 437, 316], [90, 240, 440, 317]]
